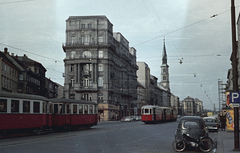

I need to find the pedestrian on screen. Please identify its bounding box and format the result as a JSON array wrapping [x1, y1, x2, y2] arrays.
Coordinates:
[[98, 115, 100, 122], [220, 115, 226, 131]]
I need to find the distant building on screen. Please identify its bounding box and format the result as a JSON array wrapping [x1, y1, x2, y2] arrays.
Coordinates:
[[62, 16, 138, 120], [181, 96, 203, 116], [0, 48, 19, 93], [13, 54, 46, 96], [137, 62, 150, 104], [45, 78, 58, 98], [195, 98, 203, 116], [182, 96, 195, 116], [1, 47, 60, 98]]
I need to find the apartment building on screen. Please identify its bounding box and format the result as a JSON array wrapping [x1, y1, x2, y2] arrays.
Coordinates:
[[62, 16, 138, 120]]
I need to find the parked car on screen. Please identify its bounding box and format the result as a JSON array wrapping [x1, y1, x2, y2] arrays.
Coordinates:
[[121, 116, 131, 122], [203, 117, 219, 132], [173, 116, 213, 152]]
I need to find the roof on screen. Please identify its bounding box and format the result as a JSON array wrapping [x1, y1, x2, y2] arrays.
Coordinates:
[[50, 98, 96, 105], [0, 92, 48, 101]]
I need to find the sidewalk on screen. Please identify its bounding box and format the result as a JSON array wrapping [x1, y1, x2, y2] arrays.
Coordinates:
[[217, 130, 237, 153]]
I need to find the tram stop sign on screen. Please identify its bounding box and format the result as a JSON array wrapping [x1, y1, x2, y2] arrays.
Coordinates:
[[230, 92, 240, 107]]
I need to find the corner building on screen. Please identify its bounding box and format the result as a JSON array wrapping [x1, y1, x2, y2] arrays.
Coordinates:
[[62, 16, 138, 121]]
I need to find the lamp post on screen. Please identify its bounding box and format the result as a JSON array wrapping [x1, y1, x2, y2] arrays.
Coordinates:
[[231, 0, 239, 150]]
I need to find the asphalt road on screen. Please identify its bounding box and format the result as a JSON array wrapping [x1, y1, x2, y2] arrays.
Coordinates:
[[0, 120, 217, 153]]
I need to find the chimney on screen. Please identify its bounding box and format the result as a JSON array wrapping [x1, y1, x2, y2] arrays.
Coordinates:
[[4, 47, 8, 54]]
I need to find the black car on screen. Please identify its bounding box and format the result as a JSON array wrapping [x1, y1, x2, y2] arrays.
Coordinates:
[[173, 116, 213, 152], [175, 116, 209, 140]]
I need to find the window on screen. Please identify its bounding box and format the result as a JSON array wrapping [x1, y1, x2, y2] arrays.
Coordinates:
[[73, 105, 77, 114], [19, 74, 23, 80], [98, 95, 103, 102], [43, 102, 47, 113], [98, 64, 103, 71], [71, 64, 75, 71], [99, 51, 103, 58], [71, 36, 75, 44], [82, 35, 90, 44], [184, 121, 199, 128], [81, 24, 85, 29], [82, 51, 91, 58], [89, 105, 93, 114], [71, 51, 75, 59], [98, 77, 103, 87], [33, 101, 40, 113], [79, 105, 83, 114], [83, 78, 91, 86], [34, 68, 39, 74], [66, 104, 70, 114], [23, 101, 30, 113], [0, 99, 7, 112], [81, 93, 92, 101], [11, 100, 19, 113], [84, 105, 88, 114], [88, 23, 92, 29], [98, 36, 103, 43]]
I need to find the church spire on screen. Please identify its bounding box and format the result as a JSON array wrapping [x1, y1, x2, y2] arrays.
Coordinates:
[[162, 38, 167, 65], [160, 38, 170, 91]]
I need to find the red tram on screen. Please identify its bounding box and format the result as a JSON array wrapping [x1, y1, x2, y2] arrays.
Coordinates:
[[50, 98, 98, 130], [0, 92, 98, 135], [141, 105, 177, 124]]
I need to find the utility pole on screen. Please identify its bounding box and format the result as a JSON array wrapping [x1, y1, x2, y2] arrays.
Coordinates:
[[231, 0, 239, 150]]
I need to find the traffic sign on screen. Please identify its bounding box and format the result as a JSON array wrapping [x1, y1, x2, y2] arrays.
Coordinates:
[[230, 92, 240, 103]]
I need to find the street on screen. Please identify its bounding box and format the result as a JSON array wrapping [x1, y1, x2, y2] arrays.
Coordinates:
[[0, 120, 217, 153]]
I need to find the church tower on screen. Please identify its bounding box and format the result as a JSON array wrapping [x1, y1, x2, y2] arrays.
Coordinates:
[[160, 39, 170, 90]]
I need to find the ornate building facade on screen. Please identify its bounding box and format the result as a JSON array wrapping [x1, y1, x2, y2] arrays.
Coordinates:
[[62, 16, 138, 121]]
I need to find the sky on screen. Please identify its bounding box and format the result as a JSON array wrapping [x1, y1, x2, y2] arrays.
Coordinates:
[[0, 0, 238, 110]]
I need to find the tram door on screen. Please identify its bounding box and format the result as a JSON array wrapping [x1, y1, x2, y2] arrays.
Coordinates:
[[65, 104, 71, 125], [163, 109, 166, 120], [153, 108, 156, 121]]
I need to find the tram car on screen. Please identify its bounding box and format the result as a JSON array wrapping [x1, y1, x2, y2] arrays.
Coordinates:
[[141, 105, 177, 124], [0, 92, 51, 134], [50, 98, 98, 130], [0, 92, 98, 135]]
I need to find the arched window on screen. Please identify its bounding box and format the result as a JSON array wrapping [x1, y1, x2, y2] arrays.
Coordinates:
[[82, 51, 91, 58]]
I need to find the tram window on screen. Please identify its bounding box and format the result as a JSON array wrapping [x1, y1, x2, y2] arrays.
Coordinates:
[[11, 100, 19, 113], [23, 101, 30, 113], [66, 104, 70, 114], [79, 105, 83, 114], [59, 104, 63, 114], [73, 105, 77, 114], [54, 104, 58, 114], [33, 102, 40, 113], [0, 99, 7, 112], [84, 105, 88, 114], [144, 109, 149, 114], [150, 109, 152, 114], [49, 104, 52, 113], [89, 105, 93, 114]]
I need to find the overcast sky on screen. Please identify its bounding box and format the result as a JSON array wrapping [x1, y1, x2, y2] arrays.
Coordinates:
[[0, 0, 238, 110]]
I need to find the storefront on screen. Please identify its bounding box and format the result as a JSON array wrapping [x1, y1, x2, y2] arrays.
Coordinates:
[[98, 104, 120, 121]]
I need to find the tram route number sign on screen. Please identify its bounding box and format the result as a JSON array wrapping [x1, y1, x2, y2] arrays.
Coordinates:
[[230, 92, 240, 107]]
